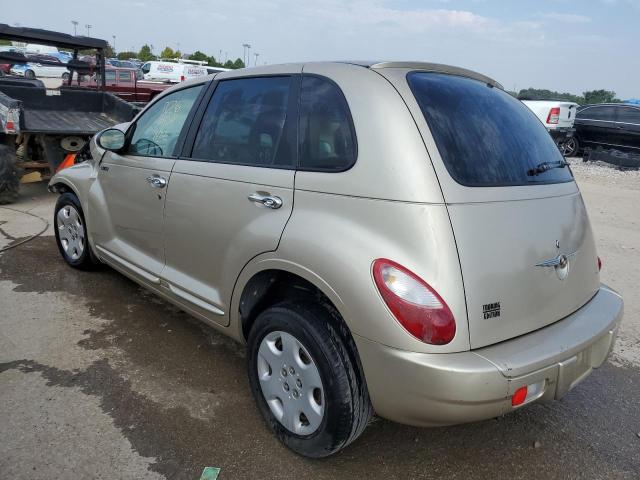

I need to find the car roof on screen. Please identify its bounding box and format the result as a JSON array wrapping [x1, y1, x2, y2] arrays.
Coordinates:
[[335, 61, 503, 89]]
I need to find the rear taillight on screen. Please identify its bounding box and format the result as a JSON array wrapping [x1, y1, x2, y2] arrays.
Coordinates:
[[372, 259, 456, 345], [598, 256, 602, 271], [546, 107, 560, 124], [180, 75, 185, 82]]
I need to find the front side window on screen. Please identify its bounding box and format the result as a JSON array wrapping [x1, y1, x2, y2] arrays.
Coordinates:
[[191, 76, 292, 167], [408, 72, 573, 186], [128, 85, 203, 157], [105, 70, 116, 82], [298, 76, 356, 171], [141, 63, 150, 74]]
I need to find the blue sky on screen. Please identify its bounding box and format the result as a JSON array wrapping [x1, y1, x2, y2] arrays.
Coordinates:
[[5, 0, 639, 98]]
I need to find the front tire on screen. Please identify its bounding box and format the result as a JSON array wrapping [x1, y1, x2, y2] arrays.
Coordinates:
[[247, 301, 372, 458], [62, 72, 70, 81], [54, 192, 99, 269], [24, 69, 36, 80]]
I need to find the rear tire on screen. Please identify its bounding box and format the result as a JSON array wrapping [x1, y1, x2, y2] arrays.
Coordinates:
[[247, 301, 372, 458], [0, 143, 20, 205], [54, 192, 99, 269], [24, 69, 35, 80], [564, 136, 580, 157], [62, 72, 70, 81]]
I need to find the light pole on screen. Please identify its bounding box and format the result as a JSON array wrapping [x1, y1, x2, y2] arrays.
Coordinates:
[[112, 35, 116, 54], [71, 20, 78, 36], [242, 43, 251, 66], [254, 52, 259, 66], [85, 24, 92, 37]]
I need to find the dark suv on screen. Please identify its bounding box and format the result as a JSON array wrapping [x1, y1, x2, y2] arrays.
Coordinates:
[[568, 103, 640, 156]]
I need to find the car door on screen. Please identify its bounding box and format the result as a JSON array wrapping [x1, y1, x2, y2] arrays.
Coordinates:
[[88, 84, 205, 284], [161, 70, 300, 325], [116, 70, 135, 101], [105, 69, 117, 89], [615, 105, 640, 151], [575, 105, 618, 149]]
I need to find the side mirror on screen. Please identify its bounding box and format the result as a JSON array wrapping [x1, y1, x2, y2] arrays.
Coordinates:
[[97, 128, 126, 151]]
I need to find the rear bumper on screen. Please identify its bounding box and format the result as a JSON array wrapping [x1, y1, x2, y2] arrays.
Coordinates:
[[549, 127, 575, 141], [355, 285, 622, 427]]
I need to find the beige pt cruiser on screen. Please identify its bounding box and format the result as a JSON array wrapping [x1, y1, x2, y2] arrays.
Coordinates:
[[49, 61, 624, 457]]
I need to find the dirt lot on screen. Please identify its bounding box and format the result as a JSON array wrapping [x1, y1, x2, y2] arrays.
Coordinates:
[[1, 160, 639, 479]]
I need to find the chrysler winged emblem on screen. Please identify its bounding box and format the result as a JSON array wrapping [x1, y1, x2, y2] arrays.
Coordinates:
[[535, 241, 577, 280]]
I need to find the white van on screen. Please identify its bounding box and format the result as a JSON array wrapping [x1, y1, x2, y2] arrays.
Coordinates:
[[140, 60, 208, 83]]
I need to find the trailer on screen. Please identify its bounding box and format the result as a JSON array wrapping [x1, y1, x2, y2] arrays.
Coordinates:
[[0, 24, 140, 204]]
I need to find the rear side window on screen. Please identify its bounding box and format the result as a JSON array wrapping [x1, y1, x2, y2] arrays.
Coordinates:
[[408, 72, 573, 186], [191, 76, 293, 167], [298, 76, 356, 171], [105, 70, 116, 82], [577, 106, 616, 121], [617, 107, 640, 124], [118, 70, 132, 82]]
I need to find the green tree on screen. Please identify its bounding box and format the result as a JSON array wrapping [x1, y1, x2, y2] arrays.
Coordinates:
[[232, 58, 245, 69], [188, 50, 209, 63], [160, 46, 176, 59], [583, 89, 619, 105], [138, 44, 156, 62], [517, 88, 583, 104], [117, 51, 137, 60]]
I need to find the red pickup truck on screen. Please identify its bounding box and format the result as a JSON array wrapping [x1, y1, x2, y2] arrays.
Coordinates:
[[78, 66, 171, 102]]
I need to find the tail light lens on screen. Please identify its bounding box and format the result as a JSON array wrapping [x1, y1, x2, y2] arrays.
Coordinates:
[[547, 107, 560, 124], [373, 259, 456, 345]]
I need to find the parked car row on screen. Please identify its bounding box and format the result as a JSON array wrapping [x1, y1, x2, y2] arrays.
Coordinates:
[[566, 103, 640, 157], [522, 99, 639, 159]]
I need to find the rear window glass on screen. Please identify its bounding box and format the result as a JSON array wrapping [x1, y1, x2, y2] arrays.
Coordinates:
[[408, 72, 573, 186]]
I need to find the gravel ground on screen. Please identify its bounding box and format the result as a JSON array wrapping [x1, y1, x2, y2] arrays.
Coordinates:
[[1, 161, 639, 479]]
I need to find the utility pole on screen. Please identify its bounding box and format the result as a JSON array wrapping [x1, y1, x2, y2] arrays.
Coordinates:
[[246, 44, 251, 67], [225, 51, 228, 63], [85, 24, 92, 37], [112, 35, 116, 54], [71, 20, 78, 36], [254, 52, 259, 66]]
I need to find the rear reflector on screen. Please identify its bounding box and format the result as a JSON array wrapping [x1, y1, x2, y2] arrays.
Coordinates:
[[598, 256, 602, 271], [547, 107, 560, 124], [512, 386, 528, 406], [180, 75, 185, 82]]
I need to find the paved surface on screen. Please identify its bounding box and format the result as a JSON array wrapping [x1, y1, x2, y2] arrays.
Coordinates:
[[1, 165, 640, 479]]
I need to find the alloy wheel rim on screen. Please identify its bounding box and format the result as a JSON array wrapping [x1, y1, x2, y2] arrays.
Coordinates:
[[257, 330, 325, 435], [57, 205, 85, 261]]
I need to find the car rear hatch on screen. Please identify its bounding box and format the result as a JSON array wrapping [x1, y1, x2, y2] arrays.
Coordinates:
[[377, 68, 601, 349]]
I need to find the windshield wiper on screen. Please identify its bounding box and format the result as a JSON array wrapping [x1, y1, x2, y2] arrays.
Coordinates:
[[527, 160, 569, 177]]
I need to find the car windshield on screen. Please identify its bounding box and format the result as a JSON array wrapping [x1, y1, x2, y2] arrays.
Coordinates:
[[408, 72, 573, 187]]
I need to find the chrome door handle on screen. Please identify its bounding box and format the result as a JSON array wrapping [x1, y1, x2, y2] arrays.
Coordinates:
[[146, 175, 167, 188], [248, 193, 283, 209]]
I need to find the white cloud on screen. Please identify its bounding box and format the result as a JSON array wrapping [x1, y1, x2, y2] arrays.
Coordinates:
[[540, 12, 591, 23]]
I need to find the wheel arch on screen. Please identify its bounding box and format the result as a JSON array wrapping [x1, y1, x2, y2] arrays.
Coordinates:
[[231, 258, 348, 343]]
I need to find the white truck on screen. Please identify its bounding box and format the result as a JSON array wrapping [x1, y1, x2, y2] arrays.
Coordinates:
[[522, 100, 579, 156]]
